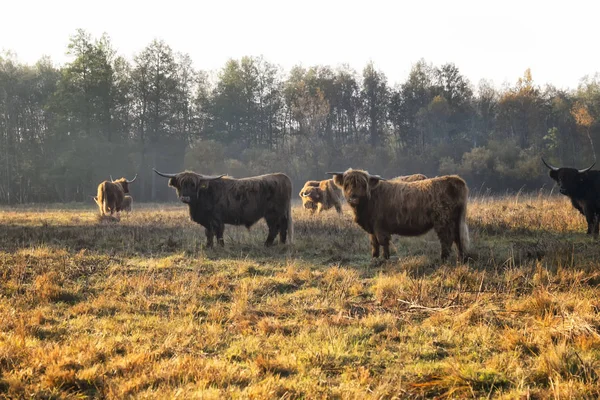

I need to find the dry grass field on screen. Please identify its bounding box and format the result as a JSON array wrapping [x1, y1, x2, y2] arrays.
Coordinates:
[[1, 194, 600, 399]]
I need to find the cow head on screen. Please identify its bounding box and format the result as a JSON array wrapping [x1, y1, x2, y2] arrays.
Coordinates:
[[112, 175, 137, 194], [327, 169, 385, 206], [542, 158, 595, 197], [153, 169, 225, 204], [301, 186, 323, 202]]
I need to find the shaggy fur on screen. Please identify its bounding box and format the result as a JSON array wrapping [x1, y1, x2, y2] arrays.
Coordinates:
[[542, 158, 600, 236], [331, 169, 469, 261], [96, 177, 135, 216], [155, 169, 293, 247], [299, 179, 343, 214], [391, 174, 428, 182]]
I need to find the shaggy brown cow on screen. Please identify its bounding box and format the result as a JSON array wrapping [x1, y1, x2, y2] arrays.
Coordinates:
[[96, 175, 137, 216], [299, 179, 343, 214], [153, 169, 293, 247], [327, 169, 469, 261]]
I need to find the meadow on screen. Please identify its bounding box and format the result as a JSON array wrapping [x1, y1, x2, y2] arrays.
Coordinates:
[[1, 194, 600, 399]]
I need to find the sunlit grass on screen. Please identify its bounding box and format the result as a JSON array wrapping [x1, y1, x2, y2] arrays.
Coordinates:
[[1, 195, 600, 398]]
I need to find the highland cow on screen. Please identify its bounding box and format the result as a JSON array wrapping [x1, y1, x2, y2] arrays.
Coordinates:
[[299, 179, 343, 214], [327, 169, 469, 261], [96, 175, 137, 216], [153, 169, 293, 248], [542, 158, 600, 236]]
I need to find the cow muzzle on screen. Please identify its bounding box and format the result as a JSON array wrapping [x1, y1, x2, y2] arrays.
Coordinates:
[[179, 196, 191, 203], [347, 197, 360, 205]]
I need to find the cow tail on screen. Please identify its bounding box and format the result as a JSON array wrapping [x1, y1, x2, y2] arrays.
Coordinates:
[[458, 194, 470, 255], [101, 186, 109, 216], [287, 197, 294, 245]]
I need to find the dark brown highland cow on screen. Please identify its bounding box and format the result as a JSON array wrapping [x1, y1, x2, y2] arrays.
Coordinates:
[[96, 175, 137, 216], [299, 179, 343, 214], [542, 158, 600, 236], [153, 169, 293, 247], [327, 169, 469, 261]]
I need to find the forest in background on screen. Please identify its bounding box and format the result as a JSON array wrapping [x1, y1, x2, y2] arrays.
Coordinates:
[[1, 30, 599, 204]]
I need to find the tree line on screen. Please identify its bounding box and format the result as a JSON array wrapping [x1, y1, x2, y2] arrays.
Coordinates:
[[1, 30, 599, 204]]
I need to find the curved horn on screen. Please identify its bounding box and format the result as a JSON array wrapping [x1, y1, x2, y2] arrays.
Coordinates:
[[578, 162, 596, 173], [110, 175, 114, 182], [153, 168, 178, 178], [326, 171, 346, 176], [541, 158, 559, 172], [369, 174, 386, 181], [126, 174, 137, 183], [202, 174, 225, 181]]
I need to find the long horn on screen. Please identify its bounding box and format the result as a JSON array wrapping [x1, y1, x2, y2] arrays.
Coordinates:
[[153, 168, 178, 178], [110, 175, 114, 182], [126, 174, 137, 183], [578, 162, 596, 173], [369, 174, 386, 181], [202, 174, 225, 181], [541, 158, 559, 172], [326, 171, 346, 176]]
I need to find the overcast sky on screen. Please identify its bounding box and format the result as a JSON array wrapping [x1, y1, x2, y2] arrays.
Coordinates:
[[2, 0, 599, 89]]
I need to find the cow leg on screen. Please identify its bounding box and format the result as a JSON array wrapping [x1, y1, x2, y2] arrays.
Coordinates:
[[584, 207, 596, 235], [278, 216, 288, 244], [375, 231, 391, 259], [205, 228, 215, 248], [215, 223, 225, 247], [436, 227, 454, 262], [370, 234, 380, 258], [334, 202, 342, 214], [265, 216, 279, 247]]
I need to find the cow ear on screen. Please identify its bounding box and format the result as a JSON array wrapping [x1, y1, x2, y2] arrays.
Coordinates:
[[549, 170, 558, 180], [198, 181, 209, 190], [369, 177, 382, 189], [332, 174, 344, 188], [168, 177, 178, 188]]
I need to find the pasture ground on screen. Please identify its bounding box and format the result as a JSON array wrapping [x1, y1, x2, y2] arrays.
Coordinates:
[[1, 195, 600, 399]]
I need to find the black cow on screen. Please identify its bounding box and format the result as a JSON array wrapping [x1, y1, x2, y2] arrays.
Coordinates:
[[153, 168, 293, 248], [542, 158, 600, 236]]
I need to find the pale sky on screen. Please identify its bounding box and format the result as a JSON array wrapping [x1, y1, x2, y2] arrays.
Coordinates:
[[2, 0, 599, 90]]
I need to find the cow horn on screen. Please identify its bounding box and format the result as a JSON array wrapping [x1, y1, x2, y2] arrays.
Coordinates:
[[202, 174, 225, 181], [578, 162, 596, 173], [126, 174, 137, 183], [326, 171, 346, 176], [369, 174, 386, 181], [110, 175, 114, 182], [541, 158, 559, 172], [153, 168, 178, 178]]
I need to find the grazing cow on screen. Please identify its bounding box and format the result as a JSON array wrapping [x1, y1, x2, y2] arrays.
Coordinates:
[[121, 195, 133, 212], [96, 175, 137, 216], [542, 158, 600, 236], [327, 169, 469, 261], [391, 173, 428, 182], [299, 179, 343, 214], [153, 169, 293, 247]]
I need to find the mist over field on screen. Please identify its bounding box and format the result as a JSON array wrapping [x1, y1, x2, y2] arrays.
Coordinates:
[[1, 30, 599, 204]]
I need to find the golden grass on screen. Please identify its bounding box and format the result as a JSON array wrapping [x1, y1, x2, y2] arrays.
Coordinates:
[[1, 195, 600, 398]]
